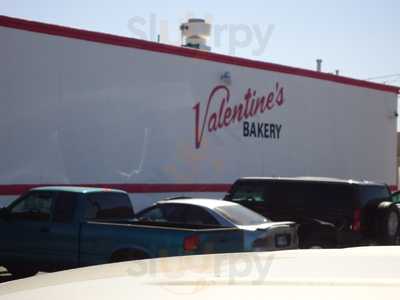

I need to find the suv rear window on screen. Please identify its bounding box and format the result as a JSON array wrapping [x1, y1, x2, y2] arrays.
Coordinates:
[[85, 192, 134, 220], [357, 185, 390, 207]]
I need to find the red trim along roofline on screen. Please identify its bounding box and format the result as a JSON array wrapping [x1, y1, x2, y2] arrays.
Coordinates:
[[0, 15, 399, 95]]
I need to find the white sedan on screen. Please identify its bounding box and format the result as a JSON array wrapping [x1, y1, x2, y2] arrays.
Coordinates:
[[136, 198, 298, 251]]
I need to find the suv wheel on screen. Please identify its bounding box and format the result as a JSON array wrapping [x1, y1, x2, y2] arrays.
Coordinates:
[[375, 202, 400, 245]]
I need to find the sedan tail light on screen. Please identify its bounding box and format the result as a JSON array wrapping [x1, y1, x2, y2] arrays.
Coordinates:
[[184, 235, 200, 251]]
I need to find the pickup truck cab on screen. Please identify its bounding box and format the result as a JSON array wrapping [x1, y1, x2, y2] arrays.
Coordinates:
[[0, 187, 295, 278], [0, 187, 135, 276]]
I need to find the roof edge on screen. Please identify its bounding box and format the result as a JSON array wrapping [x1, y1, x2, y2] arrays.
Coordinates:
[[0, 15, 399, 94]]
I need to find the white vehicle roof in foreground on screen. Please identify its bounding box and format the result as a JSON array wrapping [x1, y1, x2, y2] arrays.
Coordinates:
[[157, 198, 237, 209], [1, 247, 400, 299]]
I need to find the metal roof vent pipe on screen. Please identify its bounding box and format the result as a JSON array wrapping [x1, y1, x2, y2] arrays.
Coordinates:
[[316, 59, 323, 72], [180, 19, 211, 51]]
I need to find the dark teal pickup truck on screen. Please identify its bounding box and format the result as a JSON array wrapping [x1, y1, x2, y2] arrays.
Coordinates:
[[0, 186, 255, 277]]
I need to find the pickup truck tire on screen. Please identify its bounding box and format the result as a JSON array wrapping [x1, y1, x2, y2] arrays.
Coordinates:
[[6, 265, 38, 278], [375, 202, 400, 245], [109, 249, 150, 263]]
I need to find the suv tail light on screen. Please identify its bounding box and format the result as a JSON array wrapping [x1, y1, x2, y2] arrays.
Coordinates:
[[184, 235, 200, 251], [352, 208, 361, 232]]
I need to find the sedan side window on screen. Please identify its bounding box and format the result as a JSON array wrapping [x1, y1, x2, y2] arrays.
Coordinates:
[[9, 191, 54, 221], [137, 204, 187, 223], [162, 205, 187, 223], [185, 206, 219, 225], [137, 206, 166, 222]]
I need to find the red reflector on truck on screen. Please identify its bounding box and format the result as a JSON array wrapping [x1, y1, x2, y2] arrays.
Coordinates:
[[184, 235, 200, 251], [352, 209, 361, 232]]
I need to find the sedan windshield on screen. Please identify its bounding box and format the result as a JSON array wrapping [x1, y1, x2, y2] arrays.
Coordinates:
[[215, 204, 269, 226]]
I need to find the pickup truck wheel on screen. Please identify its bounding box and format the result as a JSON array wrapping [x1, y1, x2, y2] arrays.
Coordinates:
[[375, 202, 400, 245], [110, 250, 149, 263], [6, 265, 38, 278]]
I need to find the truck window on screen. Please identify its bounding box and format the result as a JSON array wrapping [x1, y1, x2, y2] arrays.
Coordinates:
[[9, 191, 54, 221], [85, 192, 134, 220], [53, 192, 78, 223]]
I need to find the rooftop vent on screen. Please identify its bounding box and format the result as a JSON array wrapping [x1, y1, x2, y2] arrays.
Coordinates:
[[180, 18, 211, 51]]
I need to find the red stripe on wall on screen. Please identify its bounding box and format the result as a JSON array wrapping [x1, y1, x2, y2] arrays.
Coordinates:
[[0, 184, 232, 196], [0, 183, 396, 196], [0, 15, 399, 94]]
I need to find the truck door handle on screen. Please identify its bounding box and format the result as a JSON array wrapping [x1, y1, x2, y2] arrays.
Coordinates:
[[40, 227, 50, 233]]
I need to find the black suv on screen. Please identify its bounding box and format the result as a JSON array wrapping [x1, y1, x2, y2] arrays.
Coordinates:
[[224, 177, 400, 248]]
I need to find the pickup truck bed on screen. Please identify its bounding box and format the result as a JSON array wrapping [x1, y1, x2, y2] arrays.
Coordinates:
[[80, 220, 243, 266]]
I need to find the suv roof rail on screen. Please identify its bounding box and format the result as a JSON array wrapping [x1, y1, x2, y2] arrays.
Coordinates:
[[239, 176, 383, 186]]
